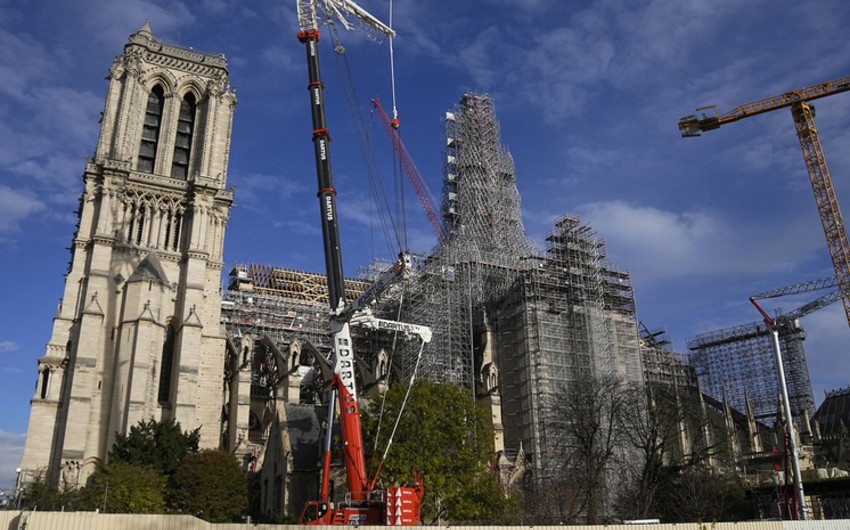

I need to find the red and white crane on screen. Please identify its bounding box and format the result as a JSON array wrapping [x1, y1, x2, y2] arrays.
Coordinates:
[[294, 0, 426, 525]]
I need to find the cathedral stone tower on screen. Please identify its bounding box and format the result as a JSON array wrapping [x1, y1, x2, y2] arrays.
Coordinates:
[[19, 22, 236, 486]]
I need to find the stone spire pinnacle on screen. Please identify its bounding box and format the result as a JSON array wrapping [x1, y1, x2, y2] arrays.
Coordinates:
[[137, 20, 152, 37]]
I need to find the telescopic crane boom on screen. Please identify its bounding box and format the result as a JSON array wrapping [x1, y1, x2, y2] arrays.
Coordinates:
[[295, 1, 423, 525], [679, 75, 850, 328]]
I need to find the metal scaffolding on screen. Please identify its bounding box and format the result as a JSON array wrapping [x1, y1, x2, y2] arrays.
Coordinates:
[[687, 319, 815, 427], [384, 93, 538, 388], [639, 325, 698, 390], [217, 94, 646, 520], [480, 213, 643, 522], [220, 264, 388, 398]]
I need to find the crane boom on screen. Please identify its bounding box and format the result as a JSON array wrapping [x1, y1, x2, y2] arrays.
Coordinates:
[[372, 98, 446, 242], [750, 276, 841, 321], [784, 289, 841, 322], [678, 75, 850, 135], [296, 17, 368, 502], [298, 0, 395, 37], [679, 76, 850, 328], [792, 101, 850, 326], [294, 1, 424, 525], [751, 276, 837, 300]]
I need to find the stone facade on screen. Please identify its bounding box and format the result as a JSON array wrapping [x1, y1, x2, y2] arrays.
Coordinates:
[[19, 22, 236, 486]]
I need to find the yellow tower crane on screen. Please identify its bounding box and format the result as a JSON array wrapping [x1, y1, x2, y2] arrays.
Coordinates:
[[679, 75, 850, 328]]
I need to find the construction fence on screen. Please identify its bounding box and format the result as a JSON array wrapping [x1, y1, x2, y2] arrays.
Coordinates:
[[2, 511, 849, 530]]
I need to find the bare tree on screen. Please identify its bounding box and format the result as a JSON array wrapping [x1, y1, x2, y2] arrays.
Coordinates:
[[615, 384, 748, 522], [543, 373, 631, 524]]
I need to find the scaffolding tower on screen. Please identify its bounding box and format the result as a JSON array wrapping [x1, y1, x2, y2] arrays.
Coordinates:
[[385, 94, 538, 388], [639, 325, 698, 390], [489, 214, 642, 521], [497, 216, 642, 454], [687, 319, 815, 427]]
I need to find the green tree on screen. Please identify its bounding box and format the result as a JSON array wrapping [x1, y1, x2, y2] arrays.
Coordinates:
[[168, 449, 248, 522], [18, 474, 82, 511], [361, 380, 512, 524], [80, 461, 167, 514], [109, 417, 199, 476]]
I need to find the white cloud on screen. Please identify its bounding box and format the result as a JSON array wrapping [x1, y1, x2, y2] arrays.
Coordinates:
[[798, 303, 850, 405], [233, 172, 306, 208], [260, 44, 302, 72], [31, 87, 102, 151], [0, 186, 46, 237], [0, 28, 53, 101], [79, 0, 195, 47], [575, 200, 822, 282], [0, 341, 18, 353], [0, 430, 25, 489], [11, 155, 87, 198]]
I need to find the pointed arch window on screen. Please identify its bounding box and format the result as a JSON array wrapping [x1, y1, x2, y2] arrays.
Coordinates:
[[40, 367, 50, 399], [171, 93, 196, 179], [158, 322, 176, 404], [138, 85, 165, 173]]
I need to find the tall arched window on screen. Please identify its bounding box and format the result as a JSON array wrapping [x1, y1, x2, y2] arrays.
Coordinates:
[[40, 367, 50, 399], [171, 92, 196, 179], [138, 85, 164, 173], [158, 323, 176, 404]]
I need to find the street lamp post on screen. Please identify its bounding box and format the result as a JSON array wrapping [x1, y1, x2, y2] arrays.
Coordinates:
[[15, 467, 22, 510]]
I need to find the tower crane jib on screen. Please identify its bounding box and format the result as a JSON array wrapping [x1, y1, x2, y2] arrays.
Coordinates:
[[679, 75, 850, 329]]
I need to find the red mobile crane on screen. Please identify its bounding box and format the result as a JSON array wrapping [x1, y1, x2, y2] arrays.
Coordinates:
[[295, 0, 425, 525]]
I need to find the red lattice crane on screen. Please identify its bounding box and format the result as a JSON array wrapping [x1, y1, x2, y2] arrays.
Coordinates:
[[679, 75, 850, 328], [372, 98, 446, 242]]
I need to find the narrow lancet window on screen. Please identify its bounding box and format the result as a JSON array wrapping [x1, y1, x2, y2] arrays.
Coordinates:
[[138, 85, 164, 173], [40, 368, 50, 399], [158, 323, 176, 404], [171, 93, 196, 179]]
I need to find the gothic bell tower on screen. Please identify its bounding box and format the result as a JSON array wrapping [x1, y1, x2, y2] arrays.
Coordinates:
[[19, 22, 237, 485]]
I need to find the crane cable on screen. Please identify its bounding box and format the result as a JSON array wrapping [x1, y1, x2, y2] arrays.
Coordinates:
[[370, 286, 405, 457], [323, 3, 421, 484], [388, 0, 398, 122], [327, 21, 403, 257], [368, 320, 426, 491], [387, 0, 408, 250]]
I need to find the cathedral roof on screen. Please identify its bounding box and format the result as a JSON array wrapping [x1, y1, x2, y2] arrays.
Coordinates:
[[813, 386, 850, 437]]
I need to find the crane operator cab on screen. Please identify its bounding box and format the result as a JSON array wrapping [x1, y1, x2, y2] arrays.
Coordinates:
[[300, 501, 330, 523]]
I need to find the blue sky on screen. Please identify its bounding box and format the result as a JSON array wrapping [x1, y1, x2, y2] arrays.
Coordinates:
[[3, 0, 850, 488]]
